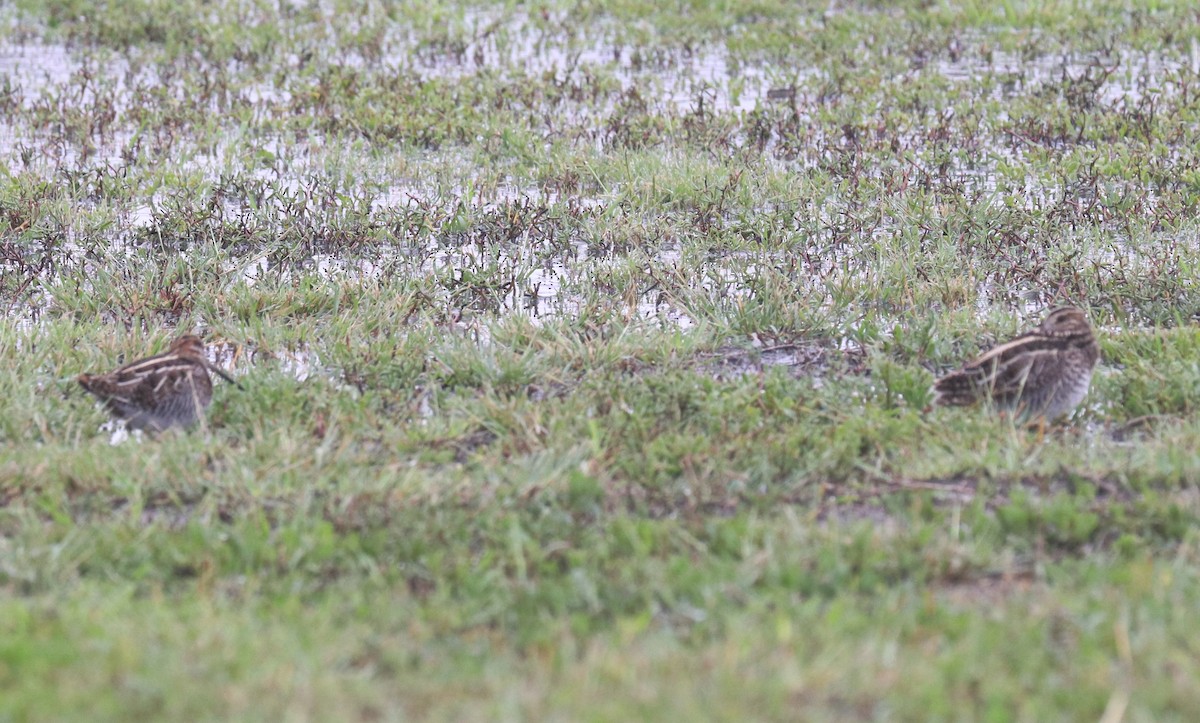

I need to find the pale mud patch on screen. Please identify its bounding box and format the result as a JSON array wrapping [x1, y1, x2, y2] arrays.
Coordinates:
[[693, 338, 869, 381]]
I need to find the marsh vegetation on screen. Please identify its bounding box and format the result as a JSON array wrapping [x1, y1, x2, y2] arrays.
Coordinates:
[[3, 0, 1200, 718]]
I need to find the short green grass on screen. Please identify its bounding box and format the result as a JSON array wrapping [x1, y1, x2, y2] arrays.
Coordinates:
[[4, 0, 1200, 719]]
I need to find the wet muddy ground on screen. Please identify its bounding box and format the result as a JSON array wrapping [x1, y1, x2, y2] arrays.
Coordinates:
[[5, 1, 1200, 719]]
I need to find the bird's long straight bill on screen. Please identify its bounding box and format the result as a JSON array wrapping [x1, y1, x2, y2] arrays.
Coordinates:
[[204, 361, 242, 389]]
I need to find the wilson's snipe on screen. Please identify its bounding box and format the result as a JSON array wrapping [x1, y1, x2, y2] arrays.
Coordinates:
[[78, 335, 239, 432], [932, 306, 1100, 421]]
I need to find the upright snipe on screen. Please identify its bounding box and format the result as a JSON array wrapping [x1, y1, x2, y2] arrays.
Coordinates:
[[78, 335, 239, 432], [931, 306, 1100, 421]]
